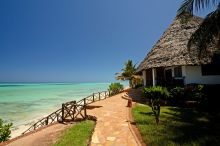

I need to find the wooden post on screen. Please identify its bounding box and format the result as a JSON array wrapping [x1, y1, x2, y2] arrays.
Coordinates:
[[62, 103, 64, 122], [73, 101, 76, 120], [93, 93, 95, 102], [83, 98, 87, 119], [105, 91, 106, 99], [45, 117, 49, 125], [152, 68, 156, 86], [109, 91, 111, 97], [99, 92, 101, 100], [57, 113, 60, 122], [34, 124, 36, 130]]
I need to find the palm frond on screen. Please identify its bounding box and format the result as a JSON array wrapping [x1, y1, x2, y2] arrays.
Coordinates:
[[115, 75, 127, 81], [115, 72, 122, 75], [115, 59, 138, 88], [178, 0, 220, 15], [178, 0, 194, 15], [131, 75, 142, 79], [188, 5, 220, 56]]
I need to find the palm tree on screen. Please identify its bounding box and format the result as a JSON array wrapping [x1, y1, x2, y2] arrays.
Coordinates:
[[178, 0, 220, 57], [115, 60, 142, 88]]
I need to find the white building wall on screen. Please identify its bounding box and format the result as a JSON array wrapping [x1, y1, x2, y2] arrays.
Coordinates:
[[184, 66, 220, 84]]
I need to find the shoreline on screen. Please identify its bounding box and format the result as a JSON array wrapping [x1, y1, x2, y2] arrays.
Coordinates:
[[10, 113, 54, 139], [7, 85, 130, 139]]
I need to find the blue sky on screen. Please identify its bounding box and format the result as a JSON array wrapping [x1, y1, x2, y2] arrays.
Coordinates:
[[0, 0, 215, 82]]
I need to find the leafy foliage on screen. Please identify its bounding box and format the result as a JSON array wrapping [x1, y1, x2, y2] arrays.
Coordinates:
[[170, 86, 185, 99], [0, 118, 12, 142], [169, 85, 205, 107], [143, 86, 170, 100], [143, 86, 170, 124], [178, 0, 220, 57], [108, 83, 124, 95], [189, 7, 220, 56], [184, 84, 205, 101], [169, 86, 185, 104], [116, 60, 142, 88], [178, 0, 220, 15]]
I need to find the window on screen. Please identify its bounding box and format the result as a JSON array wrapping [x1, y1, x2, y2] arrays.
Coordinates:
[[202, 64, 220, 75], [174, 66, 182, 77]]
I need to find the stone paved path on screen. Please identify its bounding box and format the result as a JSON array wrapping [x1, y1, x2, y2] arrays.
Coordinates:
[[88, 92, 139, 146]]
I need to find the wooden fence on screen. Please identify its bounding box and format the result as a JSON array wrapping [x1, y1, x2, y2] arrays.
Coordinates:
[[22, 90, 112, 134]]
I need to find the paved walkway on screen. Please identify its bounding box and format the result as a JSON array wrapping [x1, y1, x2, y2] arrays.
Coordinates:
[[88, 92, 139, 146]]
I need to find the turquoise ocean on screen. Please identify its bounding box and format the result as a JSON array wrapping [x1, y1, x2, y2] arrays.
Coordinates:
[[0, 82, 128, 131]]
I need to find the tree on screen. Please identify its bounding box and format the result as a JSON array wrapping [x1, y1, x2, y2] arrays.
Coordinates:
[[178, 0, 220, 57], [143, 86, 170, 124], [0, 118, 12, 142], [115, 60, 142, 88], [108, 83, 124, 95]]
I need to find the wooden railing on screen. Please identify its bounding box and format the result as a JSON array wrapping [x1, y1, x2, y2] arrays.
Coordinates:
[[22, 90, 112, 134]]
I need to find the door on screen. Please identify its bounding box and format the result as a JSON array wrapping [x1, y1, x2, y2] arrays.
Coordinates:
[[165, 69, 172, 84]]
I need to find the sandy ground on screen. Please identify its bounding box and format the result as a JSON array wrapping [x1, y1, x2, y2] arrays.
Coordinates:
[[4, 123, 72, 146], [10, 125, 30, 138]]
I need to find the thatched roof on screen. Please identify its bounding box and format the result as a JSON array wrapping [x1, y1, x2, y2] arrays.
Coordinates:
[[137, 13, 218, 73]]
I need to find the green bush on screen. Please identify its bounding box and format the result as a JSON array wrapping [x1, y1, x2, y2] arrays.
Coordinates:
[[143, 86, 170, 100], [169, 85, 205, 104], [143, 86, 170, 124], [190, 84, 205, 101], [170, 86, 185, 103], [169, 84, 207, 106], [0, 118, 12, 142], [108, 83, 124, 95]]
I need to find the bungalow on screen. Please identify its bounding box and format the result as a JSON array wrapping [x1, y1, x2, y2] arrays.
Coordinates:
[[137, 13, 220, 86]]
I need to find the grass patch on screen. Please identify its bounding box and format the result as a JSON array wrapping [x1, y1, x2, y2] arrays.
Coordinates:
[[54, 120, 95, 146], [132, 104, 220, 146]]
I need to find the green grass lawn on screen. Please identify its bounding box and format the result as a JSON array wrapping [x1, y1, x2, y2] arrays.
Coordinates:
[[132, 104, 220, 146], [54, 120, 95, 146]]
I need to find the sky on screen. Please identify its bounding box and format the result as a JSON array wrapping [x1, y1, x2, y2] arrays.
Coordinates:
[[0, 0, 216, 83]]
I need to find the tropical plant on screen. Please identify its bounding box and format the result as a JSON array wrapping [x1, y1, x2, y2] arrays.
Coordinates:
[[170, 86, 185, 102], [108, 83, 124, 95], [0, 118, 12, 142], [143, 86, 170, 124], [116, 60, 142, 88], [178, 0, 220, 57], [169, 85, 205, 106], [185, 84, 205, 101]]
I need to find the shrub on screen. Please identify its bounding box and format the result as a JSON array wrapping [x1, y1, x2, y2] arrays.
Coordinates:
[[143, 86, 170, 124], [191, 84, 204, 101], [108, 83, 124, 95], [169, 87, 185, 104], [169, 85, 205, 106], [0, 118, 12, 142], [143, 86, 170, 100], [170, 87, 185, 98]]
